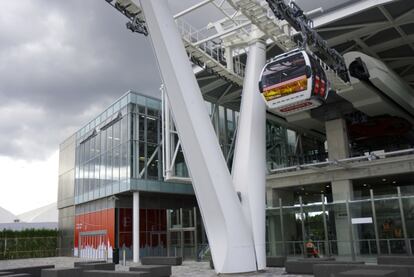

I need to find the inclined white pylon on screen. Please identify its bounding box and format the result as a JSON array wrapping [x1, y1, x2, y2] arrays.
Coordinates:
[[232, 38, 267, 270], [139, 0, 257, 273]]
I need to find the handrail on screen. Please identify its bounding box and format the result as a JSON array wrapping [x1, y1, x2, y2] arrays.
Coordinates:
[[270, 148, 414, 174]]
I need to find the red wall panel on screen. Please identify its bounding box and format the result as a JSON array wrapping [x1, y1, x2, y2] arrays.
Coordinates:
[[74, 208, 115, 249]]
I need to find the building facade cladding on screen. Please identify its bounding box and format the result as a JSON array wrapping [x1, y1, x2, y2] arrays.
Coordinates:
[[57, 134, 76, 256], [73, 91, 168, 204], [58, 90, 294, 258]]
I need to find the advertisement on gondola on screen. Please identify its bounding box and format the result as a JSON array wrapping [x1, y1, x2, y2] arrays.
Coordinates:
[[261, 52, 308, 102]]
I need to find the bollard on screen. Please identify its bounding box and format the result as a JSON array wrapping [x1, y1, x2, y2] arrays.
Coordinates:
[[123, 248, 126, 266]]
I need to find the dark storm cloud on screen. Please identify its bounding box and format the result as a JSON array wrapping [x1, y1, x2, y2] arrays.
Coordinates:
[[0, 0, 348, 160], [0, 0, 162, 159]]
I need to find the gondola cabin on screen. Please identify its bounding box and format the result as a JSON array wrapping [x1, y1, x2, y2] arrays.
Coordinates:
[[259, 50, 329, 116]]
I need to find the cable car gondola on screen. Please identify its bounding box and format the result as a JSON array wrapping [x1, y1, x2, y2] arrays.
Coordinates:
[[259, 49, 329, 116]]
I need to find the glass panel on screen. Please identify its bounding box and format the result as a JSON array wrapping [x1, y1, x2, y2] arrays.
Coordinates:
[[139, 142, 145, 178], [174, 149, 189, 178], [101, 129, 107, 154], [94, 156, 100, 198], [375, 198, 405, 254], [120, 95, 128, 108], [107, 105, 114, 117], [282, 205, 303, 257], [107, 125, 113, 152], [136, 95, 146, 106], [402, 196, 414, 252], [349, 200, 377, 256], [139, 115, 145, 141], [112, 146, 120, 193], [106, 149, 113, 195], [219, 106, 226, 142], [121, 116, 128, 143], [84, 140, 90, 162], [131, 141, 138, 179], [147, 117, 158, 144], [303, 202, 326, 256], [120, 142, 128, 191], [147, 107, 158, 117], [89, 136, 95, 159], [88, 159, 94, 200], [100, 153, 106, 196], [113, 121, 121, 147], [95, 133, 101, 157], [147, 143, 158, 180], [266, 208, 284, 256], [114, 100, 121, 112], [226, 109, 234, 146], [138, 105, 146, 114]]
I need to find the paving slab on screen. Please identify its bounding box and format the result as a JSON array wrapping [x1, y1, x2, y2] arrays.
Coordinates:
[[0, 257, 313, 277]]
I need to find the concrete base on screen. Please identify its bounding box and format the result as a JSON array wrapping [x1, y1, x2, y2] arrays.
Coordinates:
[[313, 264, 414, 277], [130, 265, 171, 277], [3, 273, 32, 277], [83, 270, 150, 277], [297, 257, 336, 262], [140, 257, 182, 266], [337, 269, 397, 277], [266, 256, 286, 267], [285, 260, 364, 275], [74, 261, 107, 267], [377, 256, 414, 265], [76, 263, 115, 271], [41, 268, 83, 277], [0, 273, 13, 276], [2, 266, 54, 277]]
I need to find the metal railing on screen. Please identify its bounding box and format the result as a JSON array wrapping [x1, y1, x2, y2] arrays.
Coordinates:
[[267, 189, 414, 260], [270, 148, 414, 174], [0, 236, 58, 260], [175, 18, 246, 78], [267, 238, 414, 258]]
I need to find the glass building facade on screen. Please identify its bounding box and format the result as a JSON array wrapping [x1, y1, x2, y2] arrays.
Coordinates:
[[74, 92, 163, 204], [60, 90, 414, 261], [267, 187, 414, 259]]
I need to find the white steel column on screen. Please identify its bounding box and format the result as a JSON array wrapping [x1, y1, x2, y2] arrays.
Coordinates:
[[232, 39, 267, 270], [133, 191, 139, 263], [139, 0, 256, 273]]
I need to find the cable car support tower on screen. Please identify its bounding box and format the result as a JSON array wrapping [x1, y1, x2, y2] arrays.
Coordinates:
[[103, 0, 353, 274]]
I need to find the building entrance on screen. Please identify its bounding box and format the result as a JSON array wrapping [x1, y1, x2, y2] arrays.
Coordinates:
[[166, 208, 198, 260]]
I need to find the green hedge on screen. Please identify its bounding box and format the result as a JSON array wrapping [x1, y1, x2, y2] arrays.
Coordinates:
[[0, 229, 58, 260]]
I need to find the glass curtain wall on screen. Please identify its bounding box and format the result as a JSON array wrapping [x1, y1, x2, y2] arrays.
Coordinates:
[[267, 187, 414, 259], [172, 101, 297, 176], [74, 92, 162, 205]]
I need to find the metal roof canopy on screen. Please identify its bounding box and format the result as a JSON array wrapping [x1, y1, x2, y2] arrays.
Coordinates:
[[107, 0, 414, 136], [173, 0, 414, 137], [315, 0, 414, 89]]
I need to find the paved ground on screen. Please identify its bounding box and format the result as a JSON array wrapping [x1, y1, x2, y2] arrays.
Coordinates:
[[0, 257, 311, 276]]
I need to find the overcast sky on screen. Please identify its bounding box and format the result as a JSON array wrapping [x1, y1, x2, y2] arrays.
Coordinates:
[[0, 0, 348, 215]]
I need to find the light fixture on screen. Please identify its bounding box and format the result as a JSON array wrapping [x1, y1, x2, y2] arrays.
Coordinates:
[[382, 178, 387, 182], [301, 187, 305, 191], [392, 181, 397, 184], [363, 184, 367, 187], [326, 185, 330, 188]]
